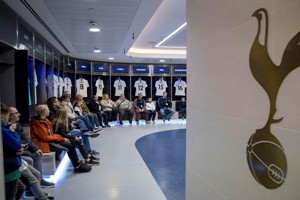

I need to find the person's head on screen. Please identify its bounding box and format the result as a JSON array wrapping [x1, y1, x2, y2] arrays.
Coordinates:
[[147, 98, 152, 102], [119, 94, 125, 100], [138, 93, 143, 99], [35, 104, 50, 118], [52, 108, 69, 132], [75, 94, 83, 101], [1, 103, 10, 124], [60, 95, 71, 103], [47, 97, 60, 109], [180, 97, 186, 102], [63, 91, 71, 99], [74, 99, 82, 107], [92, 95, 99, 101], [103, 94, 109, 100], [9, 107, 21, 123], [163, 91, 168, 98]]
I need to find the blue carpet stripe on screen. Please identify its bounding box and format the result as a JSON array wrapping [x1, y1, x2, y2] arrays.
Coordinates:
[[135, 129, 186, 200]]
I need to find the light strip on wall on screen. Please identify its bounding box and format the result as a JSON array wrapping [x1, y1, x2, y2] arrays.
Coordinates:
[[155, 22, 187, 48]]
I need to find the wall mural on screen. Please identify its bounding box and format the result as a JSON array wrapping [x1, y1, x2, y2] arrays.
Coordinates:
[[247, 8, 300, 189]]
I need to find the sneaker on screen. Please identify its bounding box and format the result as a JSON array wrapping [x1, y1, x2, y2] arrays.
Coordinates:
[[40, 179, 55, 188], [89, 150, 100, 156], [90, 154, 100, 160], [119, 121, 123, 125], [105, 124, 111, 128], [83, 131, 94, 136], [86, 132, 100, 138], [146, 121, 151, 124], [25, 191, 49, 198], [86, 159, 100, 165], [136, 121, 139, 125], [152, 120, 156, 124], [74, 162, 92, 173]]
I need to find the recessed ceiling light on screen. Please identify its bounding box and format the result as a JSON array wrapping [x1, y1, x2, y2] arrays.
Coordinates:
[[94, 48, 101, 53], [108, 57, 114, 60], [159, 59, 165, 62], [89, 21, 100, 32]]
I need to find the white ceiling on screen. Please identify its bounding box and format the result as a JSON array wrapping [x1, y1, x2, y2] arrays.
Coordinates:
[[3, 0, 186, 64]]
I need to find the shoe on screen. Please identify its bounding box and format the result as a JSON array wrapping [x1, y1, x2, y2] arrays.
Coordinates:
[[105, 124, 111, 127], [101, 125, 106, 128], [119, 121, 123, 125], [86, 159, 100, 165], [136, 121, 139, 125], [89, 132, 100, 138], [146, 121, 151, 124], [152, 120, 156, 124], [163, 118, 165, 123], [93, 128, 102, 133], [129, 121, 132, 125], [90, 154, 100, 160], [25, 191, 49, 198], [168, 118, 170, 121], [83, 131, 94, 136], [89, 150, 100, 156], [40, 179, 55, 188], [74, 162, 92, 173]]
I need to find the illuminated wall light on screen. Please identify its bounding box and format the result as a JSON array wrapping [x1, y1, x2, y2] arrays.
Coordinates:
[[108, 57, 114, 60], [159, 59, 165, 62], [155, 22, 187, 48]]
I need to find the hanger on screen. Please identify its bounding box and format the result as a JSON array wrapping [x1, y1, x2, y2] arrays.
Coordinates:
[[139, 77, 141, 81], [98, 76, 101, 80]]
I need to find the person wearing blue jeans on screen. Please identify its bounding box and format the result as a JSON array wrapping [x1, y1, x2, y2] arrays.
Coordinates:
[[158, 91, 175, 122]]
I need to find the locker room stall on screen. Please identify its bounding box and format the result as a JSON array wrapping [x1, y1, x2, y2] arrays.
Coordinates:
[[151, 65, 172, 101], [130, 65, 151, 101], [76, 60, 92, 101], [92, 62, 110, 100], [171, 65, 187, 101], [111, 64, 131, 101], [63, 56, 76, 98]]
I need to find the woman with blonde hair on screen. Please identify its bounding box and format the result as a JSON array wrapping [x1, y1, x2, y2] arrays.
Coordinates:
[[52, 108, 99, 165]]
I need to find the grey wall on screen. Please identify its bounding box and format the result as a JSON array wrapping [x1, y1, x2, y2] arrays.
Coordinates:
[[0, 1, 17, 47], [186, 0, 300, 199]]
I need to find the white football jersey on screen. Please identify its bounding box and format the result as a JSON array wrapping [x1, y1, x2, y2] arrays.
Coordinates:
[[33, 68, 38, 104], [95, 79, 104, 97], [134, 79, 148, 96], [53, 75, 59, 97], [46, 74, 54, 98], [113, 79, 126, 96], [64, 77, 72, 94], [155, 79, 168, 96], [76, 78, 90, 97], [58, 76, 65, 97], [174, 80, 187, 96]]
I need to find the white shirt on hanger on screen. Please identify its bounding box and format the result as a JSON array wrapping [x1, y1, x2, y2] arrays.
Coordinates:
[[95, 79, 104, 97], [134, 79, 148, 96], [58, 76, 65, 97], [33, 68, 38, 104], [76, 78, 89, 97], [64, 77, 72, 94], [53, 74, 59, 97], [114, 79, 126, 96], [155, 79, 168, 96], [174, 79, 187, 96]]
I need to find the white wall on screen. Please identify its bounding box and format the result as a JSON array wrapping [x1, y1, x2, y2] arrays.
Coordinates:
[[186, 0, 300, 199]]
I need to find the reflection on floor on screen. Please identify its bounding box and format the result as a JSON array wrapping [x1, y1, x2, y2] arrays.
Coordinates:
[[136, 129, 186, 200], [40, 119, 186, 200]]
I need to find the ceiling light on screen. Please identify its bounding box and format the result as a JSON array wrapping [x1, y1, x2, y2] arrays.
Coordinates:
[[94, 48, 101, 53], [155, 22, 187, 48], [108, 57, 114, 60], [159, 59, 165, 62], [89, 21, 100, 32]]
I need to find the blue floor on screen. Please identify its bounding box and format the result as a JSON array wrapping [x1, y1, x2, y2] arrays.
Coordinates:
[[135, 129, 186, 200]]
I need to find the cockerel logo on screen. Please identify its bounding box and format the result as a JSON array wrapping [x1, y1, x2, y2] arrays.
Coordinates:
[[247, 8, 300, 189]]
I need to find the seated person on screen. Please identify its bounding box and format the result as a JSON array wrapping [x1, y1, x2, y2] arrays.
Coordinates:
[[30, 104, 91, 173], [9, 106, 55, 188], [100, 94, 118, 122], [51, 108, 100, 165], [115, 94, 134, 125], [177, 97, 186, 119], [1, 103, 25, 200], [75, 94, 103, 129], [146, 98, 156, 124], [133, 93, 150, 125], [88, 95, 110, 127], [158, 91, 176, 122]]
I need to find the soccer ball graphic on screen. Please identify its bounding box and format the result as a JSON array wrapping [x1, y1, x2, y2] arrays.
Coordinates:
[[246, 129, 287, 189]]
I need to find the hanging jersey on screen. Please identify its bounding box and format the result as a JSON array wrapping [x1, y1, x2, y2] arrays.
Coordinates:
[[28, 79, 32, 106], [155, 80, 168, 96], [114, 79, 126, 96], [58, 76, 65, 97], [134, 79, 148, 96], [95, 79, 104, 97], [64, 77, 72, 94], [76, 78, 89, 97], [33, 68, 38, 104], [46, 74, 54, 98], [174, 80, 187, 96], [53, 75, 59, 97]]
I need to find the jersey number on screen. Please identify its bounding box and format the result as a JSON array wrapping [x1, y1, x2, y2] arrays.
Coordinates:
[[159, 84, 163, 90], [178, 85, 183, 90], [138, 85, 143, 90], [80, 84, 84, 90], [118, 85, 122, 90]]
